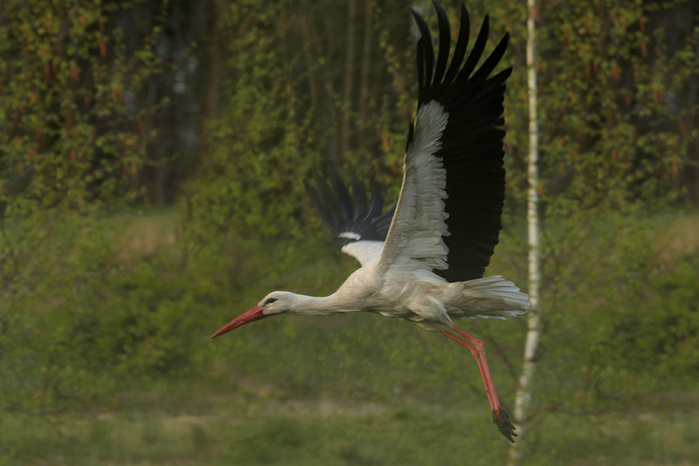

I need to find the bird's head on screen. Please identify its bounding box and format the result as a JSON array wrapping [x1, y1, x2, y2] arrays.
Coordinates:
[[210, 291, 294, 339]]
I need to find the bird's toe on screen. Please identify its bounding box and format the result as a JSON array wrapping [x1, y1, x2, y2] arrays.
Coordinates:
[[493, 408, 518, 443]]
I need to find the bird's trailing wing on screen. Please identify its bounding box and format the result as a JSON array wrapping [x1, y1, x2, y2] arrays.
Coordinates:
[[379, 1, 511, 282], [305, 169, 395, 266]]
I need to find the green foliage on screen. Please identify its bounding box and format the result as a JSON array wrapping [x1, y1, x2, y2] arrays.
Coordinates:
[[504, 0, 698, 210], [183, 0, 427, 243], [513, 211, 699, 430], [498, 0, 698, 440], [1, 2, 698, 464], [184, 0, 321, 242], [0, 0, 166, 409], [0, 0, 163, 212], [540, 0, 695, 208]]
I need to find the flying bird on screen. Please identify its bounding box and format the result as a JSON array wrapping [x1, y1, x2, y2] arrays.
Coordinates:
[[211, 1, 529, 443]]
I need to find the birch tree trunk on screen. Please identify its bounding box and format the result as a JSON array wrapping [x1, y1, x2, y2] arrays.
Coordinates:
[[509, 0, 541, 462]]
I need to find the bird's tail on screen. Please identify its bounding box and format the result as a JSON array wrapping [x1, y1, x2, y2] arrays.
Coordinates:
[[458, 276, 530, 319]]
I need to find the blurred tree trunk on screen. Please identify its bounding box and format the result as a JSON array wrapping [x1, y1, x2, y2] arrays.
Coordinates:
[[192, 0, 224, 172], [340, 0, 357, 158], [358, 0, 373, 125], [300, 0, 320, 122]]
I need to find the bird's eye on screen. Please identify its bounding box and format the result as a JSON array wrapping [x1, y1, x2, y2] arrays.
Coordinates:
[[263, 298, 278, 306]]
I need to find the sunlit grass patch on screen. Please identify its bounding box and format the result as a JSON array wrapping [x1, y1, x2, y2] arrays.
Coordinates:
[[3, 393, 699, 465]]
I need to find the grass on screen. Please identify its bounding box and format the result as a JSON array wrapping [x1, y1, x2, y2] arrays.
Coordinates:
[[1, 208, 698, 465], [3, 384, 699, 465]]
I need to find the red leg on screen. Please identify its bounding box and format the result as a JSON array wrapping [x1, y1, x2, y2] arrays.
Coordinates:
[[443, 324, 517, 443]]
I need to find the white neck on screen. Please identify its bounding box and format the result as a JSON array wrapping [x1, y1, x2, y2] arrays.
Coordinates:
[[287, 292, 360, 316]]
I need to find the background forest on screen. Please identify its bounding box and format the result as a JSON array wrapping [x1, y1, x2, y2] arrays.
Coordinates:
[[1, 0, 698, 464]]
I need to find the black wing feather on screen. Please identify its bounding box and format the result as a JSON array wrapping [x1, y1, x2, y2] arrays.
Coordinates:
[[413, 1, 512, 282], [305, 169, 394, 249], [351, 178, 368, 220], [432, 3, 451, 89], [443, 5, 469, 85]]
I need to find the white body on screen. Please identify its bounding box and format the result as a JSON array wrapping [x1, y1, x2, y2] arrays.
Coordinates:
[[259, 101, 529, 331], [284, 251, 527, 332]]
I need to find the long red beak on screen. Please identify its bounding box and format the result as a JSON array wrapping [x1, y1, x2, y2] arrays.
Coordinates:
[[211, 305, 268, 339]]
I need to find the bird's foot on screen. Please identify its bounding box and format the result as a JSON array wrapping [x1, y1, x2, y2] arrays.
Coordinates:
[[492, 408, 517, 443]]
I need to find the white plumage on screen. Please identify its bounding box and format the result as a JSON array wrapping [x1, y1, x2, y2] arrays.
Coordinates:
[[212, 1, 529, 443]]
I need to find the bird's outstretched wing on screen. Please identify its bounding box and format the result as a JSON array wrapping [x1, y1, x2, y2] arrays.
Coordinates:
[[305, 169, 395, 266], [378, 2, 511, 282]]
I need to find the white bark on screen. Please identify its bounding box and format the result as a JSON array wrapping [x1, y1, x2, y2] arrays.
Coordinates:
[[509, 0, 541, 462]]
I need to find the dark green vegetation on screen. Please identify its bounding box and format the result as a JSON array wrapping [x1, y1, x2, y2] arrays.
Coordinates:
[[2, 210, 698, 465], [1, 0, 698, 464]]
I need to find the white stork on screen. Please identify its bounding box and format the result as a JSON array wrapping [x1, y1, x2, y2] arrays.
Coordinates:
[[211, 1, 530, 443]]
